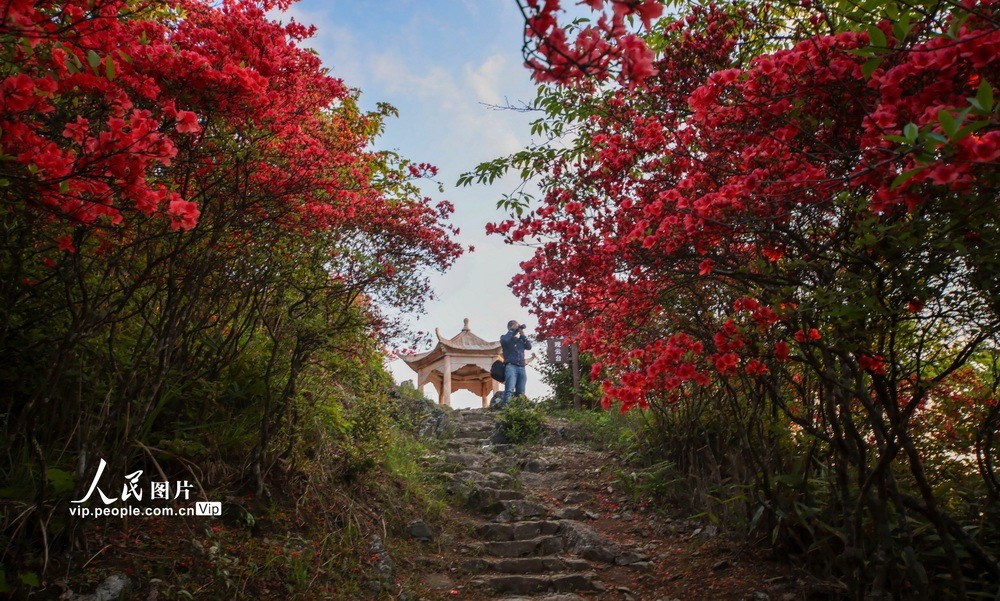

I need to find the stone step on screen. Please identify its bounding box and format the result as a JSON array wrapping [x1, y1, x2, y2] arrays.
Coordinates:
[[472, 572, 601, 595], [484, 471, 516, 488], [454, 424, 495, 437], [443, 453, 485, 469], [479, 535, 564, 558], [443, 437, 486, 449], [460, 556, 592, 574], [503, 595, 585, 601], [444, 469, 488, 485], [453, 411, 494, 420], [494, 499, 548, 522], [454, 414, 495, 424], [465, 486, 526, 514], [475, 520, 562, 541]]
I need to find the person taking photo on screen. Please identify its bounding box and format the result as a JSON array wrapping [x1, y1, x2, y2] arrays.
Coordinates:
[[500, 320, 532, 405]]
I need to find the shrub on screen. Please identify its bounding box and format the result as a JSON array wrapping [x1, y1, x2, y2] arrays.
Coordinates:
[[497, 396, 547, 444]]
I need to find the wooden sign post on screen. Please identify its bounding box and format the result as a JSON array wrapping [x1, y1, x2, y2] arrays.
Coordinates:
[[546, 338, 581, 411]]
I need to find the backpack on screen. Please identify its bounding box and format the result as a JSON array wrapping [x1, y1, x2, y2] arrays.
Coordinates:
[[490, 360, 506, 382]]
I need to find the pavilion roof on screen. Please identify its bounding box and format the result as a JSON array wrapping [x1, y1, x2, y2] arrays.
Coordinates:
[[401, 318, 500, 368]]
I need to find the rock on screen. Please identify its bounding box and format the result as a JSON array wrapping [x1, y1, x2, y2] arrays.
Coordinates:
[[418, 409, 449, 438], [504, 595, 586, 601], [451, 469, 488, 484], [481, 535, 564, 558], [559, 519, 622, 563], [494, 499, 547, 522], [422, 573, 454, 589], [476, 520, 562, 541], [73, 573, 132, 601], [563, 491, 592, 504], [691, 524, 719, 539], [466, 486, 525, 514], [463, 557, 592, 574], [445, 453, 483, 468], [369, 535, 393, 578], [459, 558, 490, 573], [579, 545, 617, 562], [551, 573, 601, 592], [407, 519, 432, 541], [712, 559, 731, 570], [554, 507, 588, 520], [521, 458, 551, 472], [482, 575, 550, 595], [483, 573, 600, 594], [615, 551, 649, 566], [488, 426, 509, 444], [487, 471, 516, 487]]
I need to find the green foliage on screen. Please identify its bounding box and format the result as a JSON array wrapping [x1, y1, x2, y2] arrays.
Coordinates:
[[497, 395, 547, 445], [548, 405, 640, 452], [539, 354, 602, 410]]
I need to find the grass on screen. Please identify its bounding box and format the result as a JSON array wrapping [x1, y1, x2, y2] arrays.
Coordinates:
[[547, 406, 644, 452]]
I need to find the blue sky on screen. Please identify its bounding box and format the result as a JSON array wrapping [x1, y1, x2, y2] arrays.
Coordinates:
[[280, 1, 549, 407]]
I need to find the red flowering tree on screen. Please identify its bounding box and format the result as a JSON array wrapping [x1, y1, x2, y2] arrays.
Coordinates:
[[0, 0, 462, 580], [471, 0, 999, 595]]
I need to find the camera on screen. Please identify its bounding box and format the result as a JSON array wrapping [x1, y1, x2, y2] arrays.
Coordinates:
[[517, 324, 527, 331]]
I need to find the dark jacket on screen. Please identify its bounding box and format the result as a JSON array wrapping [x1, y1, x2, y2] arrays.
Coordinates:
[[500, 328, 532, 366]]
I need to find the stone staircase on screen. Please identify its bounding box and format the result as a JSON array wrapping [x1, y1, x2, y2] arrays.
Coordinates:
[[431, 409, 642, 600]]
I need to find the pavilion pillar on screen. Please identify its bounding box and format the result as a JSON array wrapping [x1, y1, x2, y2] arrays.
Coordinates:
[[442, 355, 452, 406], [481, 380, 490, 408]]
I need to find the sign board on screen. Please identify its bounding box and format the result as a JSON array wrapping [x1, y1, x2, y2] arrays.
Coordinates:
[[546, 339, 568, 364]]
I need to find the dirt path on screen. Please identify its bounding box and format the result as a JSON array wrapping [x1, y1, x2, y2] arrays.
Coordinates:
[[409, 409, 803, 601]]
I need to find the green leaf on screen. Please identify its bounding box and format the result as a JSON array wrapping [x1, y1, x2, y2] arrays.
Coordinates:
[[953, 119, 990, 142], [86, 49, 101, 70], [19, 572, 39, 588], [903, 122, 919, 142], [977, 79, 993, 112], [0, 571, 9, 593], [105, 56, 116, 80], [892, 12, 911, 41], [890, 168, 922, 190], [46, 467, 75, 494], [923, 132, 948, 152], [861, 56, 883, 79], [937, 109, 958, 137], [58, 180, 70, 194], [866, 25, 886, 48]]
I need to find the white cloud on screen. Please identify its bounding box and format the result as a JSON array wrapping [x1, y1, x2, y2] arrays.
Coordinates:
[[465, 54, 509, 106]]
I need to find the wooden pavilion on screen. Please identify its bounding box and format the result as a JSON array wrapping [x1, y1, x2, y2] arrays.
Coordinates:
[[401, 318, 501, 407]]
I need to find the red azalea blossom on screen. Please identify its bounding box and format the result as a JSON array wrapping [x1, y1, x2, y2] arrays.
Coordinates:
[[175, 110, 201, 134], [56, 236, 76, 253]]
